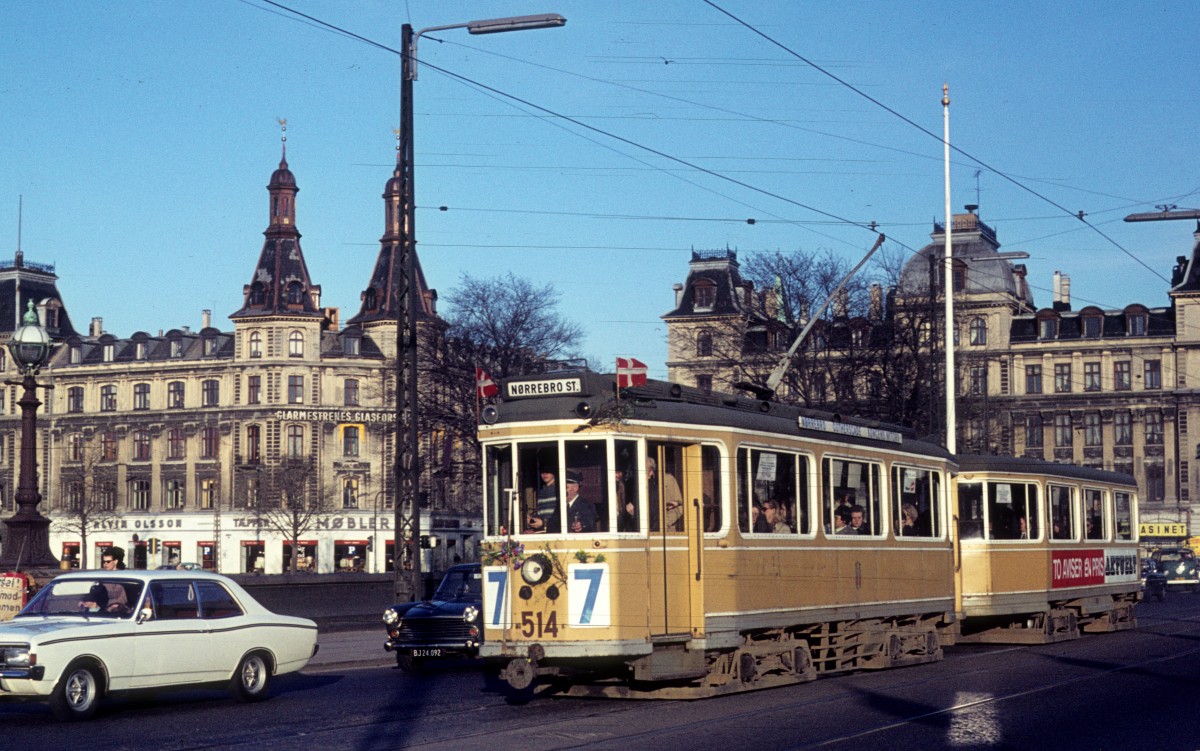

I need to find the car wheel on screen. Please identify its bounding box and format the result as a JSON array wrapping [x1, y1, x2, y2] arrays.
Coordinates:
[[49, 662, 102, 721], [230, 652, 272, 702], [396, 653, 423, 673]]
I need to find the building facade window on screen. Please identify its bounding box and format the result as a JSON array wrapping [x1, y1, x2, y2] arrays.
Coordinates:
[[103, 343, 114, 362], [133, 430, 152, 461], [199, 478, 217, 510], [697, 330, 713, 357], [344, 336, 360, 356], [289, 330, 304, 357], [1144, 360, 1161, 390], [170, 339, 183, 358], [1039, 317, 1057, 340], [130, 479, 151, 511], [1114, 361, 1131, 390], [343, 426, 360, 457], [247, 375, 262, 404], [1145, 412, 1164, 445], [134, 383, 151, 410], [342, 477, 359, 509], [248, 331, 262, 358], [1054, 363, 1072, 393], [67, 386, 84, 413], [68, 432, 85, 462], [968, 317, 987, 346], [344, 378, 360, 407], [1083, 315, 1102, 337], [1025, 365, 1042, 395], [1083, 362, 1101, 392], [168, 381, 185, 408], [969, 365, 986, 395], [693, 283, 715, 309], [135, 341, 147, 360], [100, 384, 116, 412], [164, 479, 185, 509], [98, 483, 116, 511], [1128, 314, 1147, 336], [204, 337, 218, 356], [1025, 414, 1044, 448], [1114, 411, 1132, 445], [202, 379, 220, 406], [167, 428, 186, 460], [201, 426, 219, 459], [1083, 413, 1102, 446], [101, 431, 118, 462], [288, 375, 304, 404], [246, 425, 261, 464], [287, 425, 304, 457], [1054, 413, 1072, 448]]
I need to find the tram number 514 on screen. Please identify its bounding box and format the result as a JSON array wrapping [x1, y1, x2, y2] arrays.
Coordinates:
[[519, 610, 559, 638]]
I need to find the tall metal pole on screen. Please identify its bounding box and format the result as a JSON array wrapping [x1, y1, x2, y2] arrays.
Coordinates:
[[394, 22, 422, 601], [942, 83, 957, 454]]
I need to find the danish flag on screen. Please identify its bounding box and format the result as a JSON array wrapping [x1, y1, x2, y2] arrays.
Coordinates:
[[475, 367, 498, 399], [616, 357, 648, 388]]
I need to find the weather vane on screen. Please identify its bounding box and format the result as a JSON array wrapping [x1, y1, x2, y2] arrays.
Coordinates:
[[277, 117, 287, 143]]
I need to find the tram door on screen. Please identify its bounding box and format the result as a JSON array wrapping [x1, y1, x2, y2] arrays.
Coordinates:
[[647, 442, 703, 637]]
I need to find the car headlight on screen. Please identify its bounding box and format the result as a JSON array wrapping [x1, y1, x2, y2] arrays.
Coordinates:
[[462, 605, 479, 623], [382, 608, 401, 627], [3, 646, 32, 667], [521, 554, 552, 585]]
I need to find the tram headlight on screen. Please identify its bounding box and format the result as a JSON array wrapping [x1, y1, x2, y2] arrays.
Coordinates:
[[521, 554, 553, 585], [481, 405, 500, 424], [462, 605, 479, 623], [575, 401, 592, 418]]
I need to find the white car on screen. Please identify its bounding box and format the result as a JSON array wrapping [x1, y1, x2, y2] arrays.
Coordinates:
[[0, 570, 318, 720]]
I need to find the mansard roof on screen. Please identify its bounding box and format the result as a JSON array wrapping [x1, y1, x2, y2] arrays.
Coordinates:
[[1168, 223, 1200, 294], [0, 253, 78, 339], [663, 249, 767, 321], [1009, 304, 1174, 343]]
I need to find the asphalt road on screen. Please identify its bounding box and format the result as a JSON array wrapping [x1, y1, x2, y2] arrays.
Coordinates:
[[5, 594, 1200, 751]]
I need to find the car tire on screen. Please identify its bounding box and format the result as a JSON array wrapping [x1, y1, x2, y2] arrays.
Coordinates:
[[230, 652, 272, 702], [49, 662, 102, 721], [396, 653, 423, 673]]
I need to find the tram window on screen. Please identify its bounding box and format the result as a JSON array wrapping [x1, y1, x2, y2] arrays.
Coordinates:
[[484, 444, 513, 536], [1114, 491, 1134, 540], [700, 445, 724, 533], [823, 458, 882, 536], [738, 448, 807, 535], [519, 443, 562, 534], [648, 443, 685, 533], [615, 440, 641, 532], [892, 466, 939, 537], [1083, 488, 1106, 540], [986, 482, 1039, 540], [1048, 484, 1076, 541], [564, 441, 609, 534], [957, 482, 985, 540]]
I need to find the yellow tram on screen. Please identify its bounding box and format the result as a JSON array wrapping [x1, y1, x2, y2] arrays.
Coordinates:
[[953, 455, 1140, 643], [476, 370, 1141, 698]]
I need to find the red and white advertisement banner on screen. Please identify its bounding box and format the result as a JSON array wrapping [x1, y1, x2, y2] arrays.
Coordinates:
[[1051, 548, 1139, 589]]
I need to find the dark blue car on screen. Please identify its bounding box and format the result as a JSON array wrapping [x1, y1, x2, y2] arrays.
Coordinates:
[[382, 563, 482, 671]]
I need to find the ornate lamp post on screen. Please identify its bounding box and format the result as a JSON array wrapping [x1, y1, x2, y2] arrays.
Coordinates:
[[0, 301, 59, 570]]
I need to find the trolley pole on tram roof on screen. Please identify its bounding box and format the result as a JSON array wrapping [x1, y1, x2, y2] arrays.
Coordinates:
[[392, 13, 566, 602]]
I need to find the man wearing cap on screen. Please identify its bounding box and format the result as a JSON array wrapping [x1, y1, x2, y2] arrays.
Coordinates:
[[564, 471, 597, 533]]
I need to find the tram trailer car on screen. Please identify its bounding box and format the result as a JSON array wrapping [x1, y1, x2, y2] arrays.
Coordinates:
[[953, 455, 1141, 644], [478, 371, 960, 699]]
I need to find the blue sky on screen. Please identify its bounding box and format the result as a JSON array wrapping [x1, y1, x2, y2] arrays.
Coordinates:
[[3, 1, 1198, 378]]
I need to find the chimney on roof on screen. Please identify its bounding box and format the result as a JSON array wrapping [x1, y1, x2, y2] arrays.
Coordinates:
[[673, 283, 684, 307], [870, 284, 883, 321], [1052, 270, 1071, 312], [202, 309, 212, 329], [90, 317, 102, 337]]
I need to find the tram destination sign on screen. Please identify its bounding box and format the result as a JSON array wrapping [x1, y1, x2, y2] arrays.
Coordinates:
[[506, 378, 583, 399], [797, 416, 903, 444]]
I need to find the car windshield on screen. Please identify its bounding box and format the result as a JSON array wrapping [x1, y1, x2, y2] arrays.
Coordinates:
[[19, 577, 144, 619], [433, 568, 482, 601]]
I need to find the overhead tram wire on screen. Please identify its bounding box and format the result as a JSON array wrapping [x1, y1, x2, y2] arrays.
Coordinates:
[[701, 0, 1170, 286]]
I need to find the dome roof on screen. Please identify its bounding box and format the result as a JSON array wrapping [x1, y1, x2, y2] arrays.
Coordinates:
[[269, 157, 297, 189]]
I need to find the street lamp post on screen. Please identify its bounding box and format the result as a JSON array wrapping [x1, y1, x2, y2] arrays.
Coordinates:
[[393, 13, 565, 602], [0, 301, 59, 570]]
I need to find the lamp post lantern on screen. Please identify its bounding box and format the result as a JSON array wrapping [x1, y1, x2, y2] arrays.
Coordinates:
[[0, 300, 59, 570], [392, 13, 565, 601]]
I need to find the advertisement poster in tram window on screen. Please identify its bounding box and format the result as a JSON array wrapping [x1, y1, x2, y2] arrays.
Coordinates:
[[0, 573, 30, 621], [1051, 549, 1139, 588]]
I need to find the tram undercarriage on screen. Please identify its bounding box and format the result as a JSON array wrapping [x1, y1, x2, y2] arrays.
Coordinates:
[[958, 591, 1139, 644], [498, 612, 953, 700]]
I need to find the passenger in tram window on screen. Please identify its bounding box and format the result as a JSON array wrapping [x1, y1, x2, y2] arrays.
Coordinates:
[[1018, 516, 1030, 539], [564, 472, 597, 533], [754, 500, 789, 533], [849, 505, 868, 535], [615, 467, 638, 532], [527, 467, 560, 533], [899, 503, 921, 536], [834, 506, 857, 534], [648, 457, 684, 532]]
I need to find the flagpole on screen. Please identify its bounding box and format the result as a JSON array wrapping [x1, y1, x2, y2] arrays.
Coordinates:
[[942, 83, 956, 455]]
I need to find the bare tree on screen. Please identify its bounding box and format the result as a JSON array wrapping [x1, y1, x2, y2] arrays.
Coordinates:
[[442, 272, 584, 379], [52, 433, 120, 570], [249, 457, 335, 574]]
